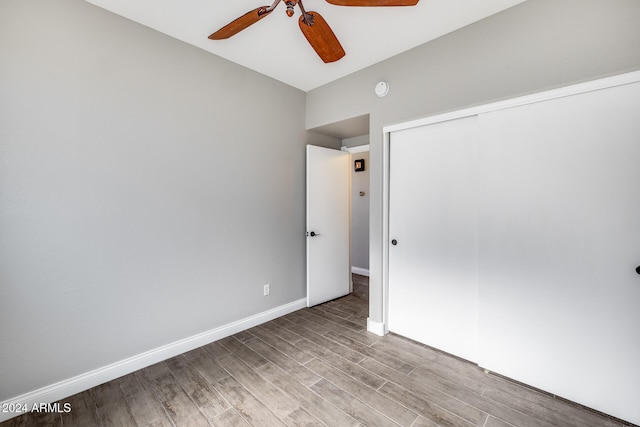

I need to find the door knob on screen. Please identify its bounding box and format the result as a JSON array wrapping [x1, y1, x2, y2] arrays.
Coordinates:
[[636, 266, 640, 275], [391, 239, 398, 246], [309, 231, 320, 237]]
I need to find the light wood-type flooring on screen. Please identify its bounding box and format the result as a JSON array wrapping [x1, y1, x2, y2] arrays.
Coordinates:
[[2, 275, 635, 426]]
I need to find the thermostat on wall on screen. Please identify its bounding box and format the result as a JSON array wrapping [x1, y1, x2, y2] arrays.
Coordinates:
[[375, 81, 389, 97]]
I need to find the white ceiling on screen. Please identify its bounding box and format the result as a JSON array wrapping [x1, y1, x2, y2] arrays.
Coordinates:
[[85, 0, 526, 91]]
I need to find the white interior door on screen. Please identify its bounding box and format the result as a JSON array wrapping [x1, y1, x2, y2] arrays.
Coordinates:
[[306, 145, 350, 307], [389, 116, 479, 362]]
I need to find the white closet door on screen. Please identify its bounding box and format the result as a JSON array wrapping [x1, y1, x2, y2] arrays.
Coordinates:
[[389, 116, 478, 362], [477, 81, 640, 423]]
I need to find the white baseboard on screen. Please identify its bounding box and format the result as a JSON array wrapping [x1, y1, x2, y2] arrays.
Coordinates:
[[367, 318, 386, 336], [351, 267, 370, 277], [0, 298, 307, 423]]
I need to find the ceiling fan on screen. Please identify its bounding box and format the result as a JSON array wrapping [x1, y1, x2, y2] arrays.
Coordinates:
[[208, 0, 419, 63]]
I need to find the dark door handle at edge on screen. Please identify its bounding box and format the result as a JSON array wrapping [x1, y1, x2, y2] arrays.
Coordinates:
[[391, 239, 398, 246], [309, 231, 320, 237], [636, 266, 640, 275]]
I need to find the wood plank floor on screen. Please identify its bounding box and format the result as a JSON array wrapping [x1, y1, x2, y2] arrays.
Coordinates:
[[2, 275, 635, 427]]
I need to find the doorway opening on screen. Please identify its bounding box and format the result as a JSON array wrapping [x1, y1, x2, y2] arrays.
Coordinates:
[[307, 114, 370, 307], [343, 141, 370, 299]]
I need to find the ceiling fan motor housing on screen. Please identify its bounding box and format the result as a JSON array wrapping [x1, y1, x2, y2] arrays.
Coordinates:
[[285, 0, 298, 16]]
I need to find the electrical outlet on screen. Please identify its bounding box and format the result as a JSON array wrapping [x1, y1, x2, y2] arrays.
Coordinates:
[[263, 284, 270, 296]]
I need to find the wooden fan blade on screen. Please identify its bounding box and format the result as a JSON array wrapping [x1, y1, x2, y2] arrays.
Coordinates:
[[298, 12, 345, 63], [209, 7, 273, 40], [326, 0, 418, 6]]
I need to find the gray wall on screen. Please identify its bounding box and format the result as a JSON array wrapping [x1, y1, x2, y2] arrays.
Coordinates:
[[350, 151, 370, 273], [0, 0, 337, 401], [306, 0, 640, 325]]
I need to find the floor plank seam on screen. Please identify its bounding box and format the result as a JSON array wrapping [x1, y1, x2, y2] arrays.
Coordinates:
[[306, 355, 418, 426], [376, 377, 474, 426], [143, 364, 190, 427]]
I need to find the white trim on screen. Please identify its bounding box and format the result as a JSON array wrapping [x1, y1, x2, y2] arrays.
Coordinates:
[[381, 130, 391, 337], [0, 298, 306, 423], [351, 267, 370, 277], [367, 318, 386, 336], [342, 144, 370, 153], [383, 70, 640, 134]]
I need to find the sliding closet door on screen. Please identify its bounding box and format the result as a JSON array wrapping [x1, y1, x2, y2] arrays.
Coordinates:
[[389, 116, 478, 362], [477, 81, 640, 423]]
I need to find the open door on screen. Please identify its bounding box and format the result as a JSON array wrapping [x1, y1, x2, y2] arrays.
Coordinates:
[[306, 145, 350, 307]]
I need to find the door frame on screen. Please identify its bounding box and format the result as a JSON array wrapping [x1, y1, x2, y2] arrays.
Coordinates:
[[379, 70, 640, 336]]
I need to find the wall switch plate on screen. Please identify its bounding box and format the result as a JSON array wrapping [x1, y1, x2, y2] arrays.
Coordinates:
[[264, 284, 270, 296]]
